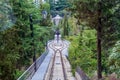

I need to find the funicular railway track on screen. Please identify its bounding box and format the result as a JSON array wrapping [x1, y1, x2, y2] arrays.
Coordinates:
[[47, 40, 67, 80], [18, 37, 76, 80]]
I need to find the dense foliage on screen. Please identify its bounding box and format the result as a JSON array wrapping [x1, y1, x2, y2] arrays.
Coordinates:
[[49, 0, 70, 16], [0, 0, 52, 79], [71, 0, 120, 51], [67, 29, 97, 77], [68, 0, 120, 78]]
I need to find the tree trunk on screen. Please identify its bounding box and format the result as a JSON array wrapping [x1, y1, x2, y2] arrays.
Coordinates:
[[97, 1, 102, 79], [97, 21, 102, 79]]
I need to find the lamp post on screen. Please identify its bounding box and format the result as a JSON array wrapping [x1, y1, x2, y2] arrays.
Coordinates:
[[45, 40, 48, 51], [29, 14, 37, 72], [29, 12, 47, 72], [53, 15, 62, 26], [42, 10, 47, 19], [52, 15, 62, 43]]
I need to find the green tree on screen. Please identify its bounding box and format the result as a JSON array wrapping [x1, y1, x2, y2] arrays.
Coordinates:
[[70, 0, 120, 79], [0, 0, 52, 79], [0, 28, 20, 80], [0, 0, 15, 31], [109, 41, 120, 77], [63, 14, 69, 36], [49, 0, 70, 15], [67, 30, 97, 77], [59, 13, 69, 37]]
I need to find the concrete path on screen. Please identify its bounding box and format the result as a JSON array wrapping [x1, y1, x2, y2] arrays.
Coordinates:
[[31, 53, 52, 80]]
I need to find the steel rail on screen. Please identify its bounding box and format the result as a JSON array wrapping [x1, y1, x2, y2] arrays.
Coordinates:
[[48, 40, 68, 80], [60, 50, 67, 80]]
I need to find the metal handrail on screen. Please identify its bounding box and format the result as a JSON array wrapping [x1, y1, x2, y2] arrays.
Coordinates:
[[17, 51, 48, 80], [76, 67, 90, 80]]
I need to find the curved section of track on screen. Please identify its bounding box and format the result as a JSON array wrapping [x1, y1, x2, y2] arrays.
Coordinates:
[[45, 40, 68, 80], [48, 40, 68, 51]]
